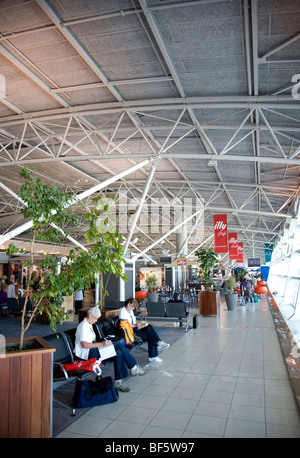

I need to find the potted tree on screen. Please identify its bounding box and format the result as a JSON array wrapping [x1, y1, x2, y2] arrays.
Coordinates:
[[145, 274, 159, 302], [195, 248, 220, 316], [0, 168, 126, 438], [239, 267, 248, 281], [224, 276, 237, 310]]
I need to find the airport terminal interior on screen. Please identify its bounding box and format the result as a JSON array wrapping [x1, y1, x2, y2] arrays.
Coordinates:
[[0, 0, 300, 440]]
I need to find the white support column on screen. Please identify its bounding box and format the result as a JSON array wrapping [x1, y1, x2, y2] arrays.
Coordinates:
[[176, 225, 188, 288], [119, 261, 126, 302], [95, 273, 100, 305], [176, 225, 188, 256], [132, 262, 136, 298], [123, 159, 159, 254]]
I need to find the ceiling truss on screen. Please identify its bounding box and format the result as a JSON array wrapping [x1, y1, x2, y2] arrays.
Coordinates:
[[0, 0, 299, 267]]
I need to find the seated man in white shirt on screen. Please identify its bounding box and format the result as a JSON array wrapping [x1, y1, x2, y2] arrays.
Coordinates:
[[75, 306, 147, 392]]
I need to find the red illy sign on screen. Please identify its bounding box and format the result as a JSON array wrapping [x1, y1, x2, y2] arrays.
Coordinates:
[[237, 242, 244, 263], [228, 232, 238, 259], [213, 214, 228, 253]]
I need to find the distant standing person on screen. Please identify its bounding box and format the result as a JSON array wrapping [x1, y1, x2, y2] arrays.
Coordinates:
[[74, 290, 83, 315], [7, 281, 16, 298]]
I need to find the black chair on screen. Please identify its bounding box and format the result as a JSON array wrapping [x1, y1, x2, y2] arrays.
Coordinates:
[[165, 302, 190, 332], [104, 300, 119, 309], [94, 319, 130, 350], [6, 298, 22, 316], [64, 327, 76, 351], [18, 297, 33, 312], [95, 318, 119, 341], [146, 302, 166, 317], [145, 301, 190, 332], [43, 332, 75, 379], [43, 331, 96, 415]]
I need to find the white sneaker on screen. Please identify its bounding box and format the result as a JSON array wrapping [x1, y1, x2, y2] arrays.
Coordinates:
[[157, 341, 170, 351], [130, 365, 148, 376], [114, 381, 130, 392], [148, 356, 163, 363]]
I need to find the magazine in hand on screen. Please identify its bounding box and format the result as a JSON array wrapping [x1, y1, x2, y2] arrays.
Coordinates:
[[99, 342, 117, 360], [139, 321, 148, 329]]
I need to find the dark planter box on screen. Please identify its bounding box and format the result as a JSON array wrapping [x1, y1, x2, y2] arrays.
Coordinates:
[[199, 291, 220, 316]]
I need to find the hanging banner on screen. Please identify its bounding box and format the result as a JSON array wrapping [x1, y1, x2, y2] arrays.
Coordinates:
[[228, 232, 238, 259], [237, 242, 244, 263], [265, 243, 274, 249], [213, 214, 228, 253], [264, 243, 273, 263], [265, 249, 273, 263]]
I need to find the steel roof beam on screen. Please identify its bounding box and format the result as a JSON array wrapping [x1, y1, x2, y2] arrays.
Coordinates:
[[0, 152, 297, 167], [0, 97, 298, 127]]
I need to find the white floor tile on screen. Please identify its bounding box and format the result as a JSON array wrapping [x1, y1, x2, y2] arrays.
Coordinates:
[[160, 397, 197, 414], [266, 407, 300, 426], [266, 423, 300, 438], [229, 404, 265, 423], [132, 393, 167, 410], [117, 405, 158, 425], [185, 414, 227, 436], [194, 400, 230, 418], [64, 413, 112, 437], [232, 391, 265, 407], [99, 419, 146, 438], [140, 425, 183, 438], [149, 410, 191, 430], [225, 419, 265, 438]]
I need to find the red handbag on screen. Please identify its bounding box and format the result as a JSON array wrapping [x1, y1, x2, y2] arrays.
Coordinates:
[[62, 358, 102, 373]]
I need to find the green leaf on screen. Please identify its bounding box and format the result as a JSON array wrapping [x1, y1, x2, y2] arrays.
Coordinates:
[[9, 170, 127, 349]]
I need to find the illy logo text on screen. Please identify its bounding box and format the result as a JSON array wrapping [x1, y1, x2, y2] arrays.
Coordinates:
[[214, 221, 226, 230]]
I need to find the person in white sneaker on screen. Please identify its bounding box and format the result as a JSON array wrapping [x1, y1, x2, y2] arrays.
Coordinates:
[[75, 306, 148, 392], [119, 299, 170, 363]]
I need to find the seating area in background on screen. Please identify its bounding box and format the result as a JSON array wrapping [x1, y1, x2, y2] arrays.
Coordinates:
[[145, 301, 191, 332], [0, 297, 33, 316], [104, 300, 125, 309], [102, 289, 199, 333], [156, 288, 198, 308]]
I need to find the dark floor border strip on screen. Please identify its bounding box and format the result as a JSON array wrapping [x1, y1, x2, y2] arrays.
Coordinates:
[[267, 290, 300, 414]]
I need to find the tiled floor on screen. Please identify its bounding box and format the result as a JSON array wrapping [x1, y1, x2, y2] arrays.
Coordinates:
[[56, 296, 300, 438]]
